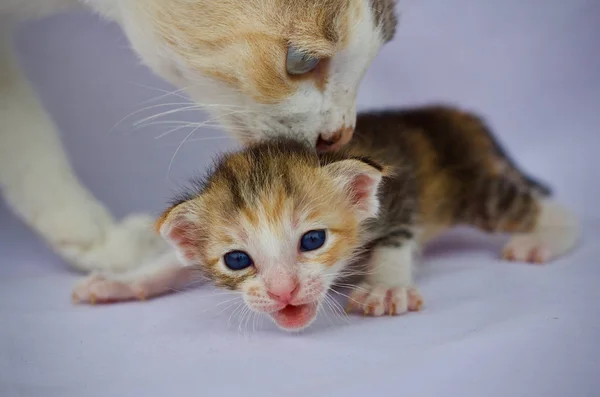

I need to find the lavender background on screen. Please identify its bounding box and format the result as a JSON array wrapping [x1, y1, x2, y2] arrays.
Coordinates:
[[1, 1, 599, 396]]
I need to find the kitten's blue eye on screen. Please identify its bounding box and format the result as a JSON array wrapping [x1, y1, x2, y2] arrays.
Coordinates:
[[223, 251, 253, 270], [286, 46, 320, 75], [300, 230, 327, 252]]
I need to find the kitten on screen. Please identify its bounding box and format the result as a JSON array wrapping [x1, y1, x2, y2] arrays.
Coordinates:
[[156, 104, 580, 331], [1, 0, 396, 287]]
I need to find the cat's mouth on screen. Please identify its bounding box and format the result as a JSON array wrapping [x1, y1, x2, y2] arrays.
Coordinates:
[[270, 302, 318, 330]]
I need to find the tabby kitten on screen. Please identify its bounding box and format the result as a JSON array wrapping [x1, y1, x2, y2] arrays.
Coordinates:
[[157, 104, 580, 331]]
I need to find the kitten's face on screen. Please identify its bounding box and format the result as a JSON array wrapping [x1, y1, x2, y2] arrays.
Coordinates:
[[111, 0, 397, 151], [157, 141, 384, 331]]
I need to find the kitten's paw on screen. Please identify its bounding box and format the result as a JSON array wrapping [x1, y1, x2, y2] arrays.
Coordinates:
[[502, 235, 552, 264], [347, 283, 423, 316], [502, 200, 580, 264]]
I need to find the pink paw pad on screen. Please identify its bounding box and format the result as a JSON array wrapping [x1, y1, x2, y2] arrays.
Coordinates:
[[347, 283, 423, 317]]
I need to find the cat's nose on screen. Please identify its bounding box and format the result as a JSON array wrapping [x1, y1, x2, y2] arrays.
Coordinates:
[[316, 126, 354, 152], [267, 282, 300, 304]]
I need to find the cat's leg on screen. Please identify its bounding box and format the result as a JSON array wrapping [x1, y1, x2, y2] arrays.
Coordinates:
[[0, 23, 176, 276], [72, 252, 200, 304], [463, 176, 580, 263], [346, 229, 423, 316]]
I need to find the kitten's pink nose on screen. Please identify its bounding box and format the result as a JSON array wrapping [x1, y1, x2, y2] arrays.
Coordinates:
[[267, 281, 300, 304]]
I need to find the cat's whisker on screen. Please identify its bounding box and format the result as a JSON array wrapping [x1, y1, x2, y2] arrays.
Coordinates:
[[165, 109, 253, 179], [110, 102, 212, 134], [132, 83, 193, 104], [133, 104, 224, 128]]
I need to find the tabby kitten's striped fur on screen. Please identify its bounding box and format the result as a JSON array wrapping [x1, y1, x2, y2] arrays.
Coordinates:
[[158, 104, 580, 331]]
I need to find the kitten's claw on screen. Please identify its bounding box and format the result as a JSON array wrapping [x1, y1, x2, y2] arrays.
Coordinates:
[[347, 283, 423, 317]]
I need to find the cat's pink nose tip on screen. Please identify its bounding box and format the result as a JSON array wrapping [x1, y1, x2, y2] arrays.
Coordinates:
[[316, 126, 354, 152], [267, 283, 300, 304]]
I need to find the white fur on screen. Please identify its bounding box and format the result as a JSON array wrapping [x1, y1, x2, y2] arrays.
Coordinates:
[[188, 0, 384, 146], [0, 1, 386, 302], [348, 242, 423, 316], [503, 199, 581, 263]]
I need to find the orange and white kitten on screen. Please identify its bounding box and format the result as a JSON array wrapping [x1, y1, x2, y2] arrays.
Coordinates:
[[150, 105, 579, 331], [0, 1, 396, 288]]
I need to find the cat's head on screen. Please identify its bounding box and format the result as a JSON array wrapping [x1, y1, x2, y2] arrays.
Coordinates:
[[92, 0, 397, 151], [156, 139, 387, 331]]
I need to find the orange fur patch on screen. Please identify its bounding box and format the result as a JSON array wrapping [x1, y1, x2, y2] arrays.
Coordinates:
[[146, 0, 356, 103]]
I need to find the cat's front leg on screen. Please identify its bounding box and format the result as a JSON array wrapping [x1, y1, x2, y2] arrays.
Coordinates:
[[347, 233, 423, 316], [0, 23, 175, 277]]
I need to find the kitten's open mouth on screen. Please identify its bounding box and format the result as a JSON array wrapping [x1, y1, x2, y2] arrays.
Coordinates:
[[270, 303, 318, 330]]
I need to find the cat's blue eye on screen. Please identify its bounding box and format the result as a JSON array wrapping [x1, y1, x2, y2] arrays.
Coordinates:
[[223, 250, 254, 270], [286, 46, 320, 75], [300, 230, 327, 252]]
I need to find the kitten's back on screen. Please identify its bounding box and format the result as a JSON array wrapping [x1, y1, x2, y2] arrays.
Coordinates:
[[348, 104, 552, 227]]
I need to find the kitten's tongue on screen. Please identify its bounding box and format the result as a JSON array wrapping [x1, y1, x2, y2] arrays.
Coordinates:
[[271, 303, 317, 330]]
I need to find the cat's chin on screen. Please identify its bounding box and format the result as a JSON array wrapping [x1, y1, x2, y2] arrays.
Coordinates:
[[270, 302, 319, 331]]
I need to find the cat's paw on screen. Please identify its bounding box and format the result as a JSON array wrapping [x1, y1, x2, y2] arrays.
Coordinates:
[[72, 273, 147, 304], [61, 214, 170, 273], [72, 257, 197, 305], [34, 193, 114, 252], [346, 283, 423, 316]]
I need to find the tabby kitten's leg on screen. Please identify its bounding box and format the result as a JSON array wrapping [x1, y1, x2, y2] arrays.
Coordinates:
[[347, 229, 423, 316], [464, 177, 580, 263]]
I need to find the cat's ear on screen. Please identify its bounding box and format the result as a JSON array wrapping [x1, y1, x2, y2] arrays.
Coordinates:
[[155, 199, 204, 266], [323, 158, 387, 221]]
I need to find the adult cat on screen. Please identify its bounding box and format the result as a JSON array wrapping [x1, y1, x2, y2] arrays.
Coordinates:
[[0, 1, 397, 298]]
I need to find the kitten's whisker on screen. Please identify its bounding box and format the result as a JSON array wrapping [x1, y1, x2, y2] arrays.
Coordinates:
[[324, 294, 350, 324], [227, 301, 245, 330], [329, 288, 364, 306], [214, 296, 243, 308]]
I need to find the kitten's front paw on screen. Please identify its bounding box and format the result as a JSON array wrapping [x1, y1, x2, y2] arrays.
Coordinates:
[[347, 283, 423, 316]]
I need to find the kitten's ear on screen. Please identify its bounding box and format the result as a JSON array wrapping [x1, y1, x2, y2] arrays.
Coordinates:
[[155, 200, 203, 266], [323, 158, 386, 221]]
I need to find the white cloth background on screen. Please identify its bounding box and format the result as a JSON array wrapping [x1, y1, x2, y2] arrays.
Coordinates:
[[1, 1, 599, 396]]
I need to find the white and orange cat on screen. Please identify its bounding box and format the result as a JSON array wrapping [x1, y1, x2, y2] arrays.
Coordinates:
[[0, 1, 397, 293]]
